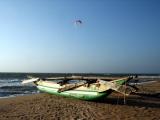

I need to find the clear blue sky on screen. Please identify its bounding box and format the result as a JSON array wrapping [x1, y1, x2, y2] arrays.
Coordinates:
[[0, 0, 160, 73]]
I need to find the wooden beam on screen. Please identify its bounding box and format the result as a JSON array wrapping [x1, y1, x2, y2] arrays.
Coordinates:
[[44, 76, 124, 81]]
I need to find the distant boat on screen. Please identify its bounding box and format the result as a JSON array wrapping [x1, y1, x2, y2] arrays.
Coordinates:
[[22, 76, 137, 101]]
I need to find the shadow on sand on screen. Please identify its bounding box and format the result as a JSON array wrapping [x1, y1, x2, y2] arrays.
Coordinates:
[[96, 94, 160, 108]]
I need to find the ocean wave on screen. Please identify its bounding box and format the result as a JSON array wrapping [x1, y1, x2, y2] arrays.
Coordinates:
[[0, 85, 37, 91], [0, 79, 22, 86], [129, 80, 157, 85], [0, 91, 39, 98]]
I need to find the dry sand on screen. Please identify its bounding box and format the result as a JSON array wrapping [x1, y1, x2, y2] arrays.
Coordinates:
[[0, 81, 160, 120]]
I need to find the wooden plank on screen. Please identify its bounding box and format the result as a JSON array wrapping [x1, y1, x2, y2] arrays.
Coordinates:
[[58, 82, 87, 92], [44, 76, 126, 81]]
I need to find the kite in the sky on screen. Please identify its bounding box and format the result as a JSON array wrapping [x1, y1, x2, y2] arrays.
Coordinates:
[[74, 20, 83, 26]]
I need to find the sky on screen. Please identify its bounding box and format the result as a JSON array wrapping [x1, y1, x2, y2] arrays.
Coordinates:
[[0, 0, 160, 73]]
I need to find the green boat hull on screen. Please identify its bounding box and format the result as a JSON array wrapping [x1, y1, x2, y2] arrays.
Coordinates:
[[36, 77, 128, 101], [37, 85, 111, 101]]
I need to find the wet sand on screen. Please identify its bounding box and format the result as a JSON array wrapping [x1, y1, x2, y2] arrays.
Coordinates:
[[0, 81, 160, 120]]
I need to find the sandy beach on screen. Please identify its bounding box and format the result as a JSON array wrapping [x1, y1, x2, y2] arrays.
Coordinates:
[[0, 81, 160, 120]]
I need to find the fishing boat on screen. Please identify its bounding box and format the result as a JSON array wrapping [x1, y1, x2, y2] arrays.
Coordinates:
[[22, 76, 137, 101]]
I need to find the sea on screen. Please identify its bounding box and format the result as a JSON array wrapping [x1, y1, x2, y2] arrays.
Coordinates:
[[0, 73, 159, 98]]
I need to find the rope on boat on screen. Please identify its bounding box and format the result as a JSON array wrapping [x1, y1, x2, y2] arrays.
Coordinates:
[[123, 80, 126, 104]]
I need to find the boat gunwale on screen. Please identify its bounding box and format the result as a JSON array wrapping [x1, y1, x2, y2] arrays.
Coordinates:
[[37, 84, 104, 93]]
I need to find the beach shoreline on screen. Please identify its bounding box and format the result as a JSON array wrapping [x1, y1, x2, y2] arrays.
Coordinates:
[[0, 82, 160, 120]]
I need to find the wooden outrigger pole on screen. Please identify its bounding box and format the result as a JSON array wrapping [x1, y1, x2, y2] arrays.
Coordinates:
[[44, 76, 132, 81]]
